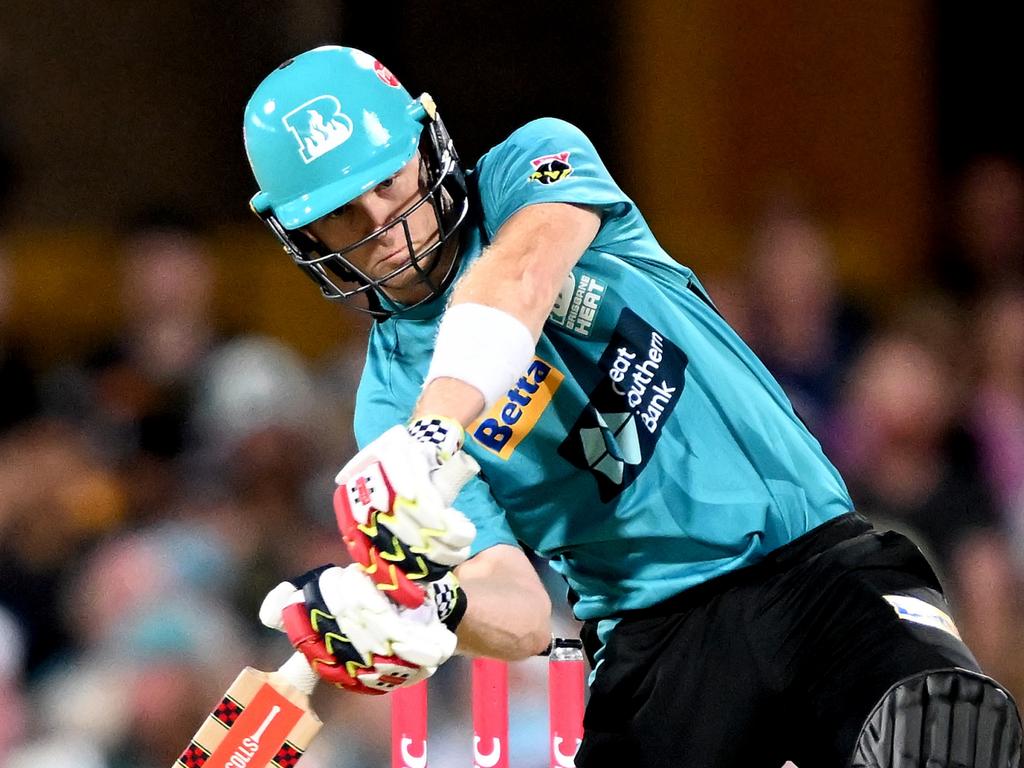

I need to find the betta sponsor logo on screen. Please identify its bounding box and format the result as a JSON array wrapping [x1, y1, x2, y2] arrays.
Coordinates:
[[558, 309, 686, 501], [471, 357, 564, 459], [529, 151, 574, 184]]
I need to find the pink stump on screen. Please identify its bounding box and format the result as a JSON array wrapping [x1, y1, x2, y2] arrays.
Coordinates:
[[392, 681, 429, 768], [472, 657, 510, 768], [548, 640, 586, 768]]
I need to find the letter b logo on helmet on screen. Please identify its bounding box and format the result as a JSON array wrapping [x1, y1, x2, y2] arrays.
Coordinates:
[[282, 95, 354, 164]]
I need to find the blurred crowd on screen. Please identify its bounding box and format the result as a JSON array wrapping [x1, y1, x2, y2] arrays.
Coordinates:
[[1, 147, 1023, 767]]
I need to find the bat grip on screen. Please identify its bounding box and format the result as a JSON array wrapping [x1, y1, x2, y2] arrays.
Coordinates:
[[277, 652, 319, 696]]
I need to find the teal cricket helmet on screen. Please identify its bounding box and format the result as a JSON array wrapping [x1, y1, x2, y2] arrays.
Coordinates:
[[243, 45, 468, 317]]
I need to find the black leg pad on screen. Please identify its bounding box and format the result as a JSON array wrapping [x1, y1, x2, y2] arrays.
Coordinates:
[[851, 669, 1022, 767]]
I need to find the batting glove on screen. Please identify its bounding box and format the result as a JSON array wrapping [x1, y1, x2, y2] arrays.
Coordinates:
[[259, 564, 461, 696], [334, 415, 479, 609]]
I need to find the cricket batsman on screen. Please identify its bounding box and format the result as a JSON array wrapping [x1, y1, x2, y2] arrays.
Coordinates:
[[244, 46, 1022, 766]]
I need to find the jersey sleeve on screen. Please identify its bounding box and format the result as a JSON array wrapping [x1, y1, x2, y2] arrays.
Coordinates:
[[353, 363, 519, 557], [474, 118, 632, 239], [446, 473, 520, 556]]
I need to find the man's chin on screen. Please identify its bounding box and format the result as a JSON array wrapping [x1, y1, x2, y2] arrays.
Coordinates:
[[380, 264, 423, 289], [377, 266, 436, 304], [375, 242, 451, 302]]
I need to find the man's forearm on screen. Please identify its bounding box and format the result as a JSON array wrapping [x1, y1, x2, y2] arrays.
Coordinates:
[[414, 376, 486, 427], [455, 571, 553, 660], [452, 544, 553, 660]]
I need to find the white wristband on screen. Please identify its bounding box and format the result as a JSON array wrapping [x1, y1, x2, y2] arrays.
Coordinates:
[[424, 303, 536, 410]]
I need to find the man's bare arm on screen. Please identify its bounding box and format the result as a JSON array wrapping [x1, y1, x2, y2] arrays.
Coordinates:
[[454, 543, 553, 660], [414, 202, 601, 425]]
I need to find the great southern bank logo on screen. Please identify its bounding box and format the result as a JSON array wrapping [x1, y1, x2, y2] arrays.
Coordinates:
[[558, 309, 687, 501], [282, 95, 354, 163], [470, 357, 564, 460]]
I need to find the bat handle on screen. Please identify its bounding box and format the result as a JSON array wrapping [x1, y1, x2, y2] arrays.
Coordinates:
[[277, 652, 319, 696]]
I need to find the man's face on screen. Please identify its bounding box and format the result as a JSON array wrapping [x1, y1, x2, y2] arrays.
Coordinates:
[[303, 153, 445, 304]]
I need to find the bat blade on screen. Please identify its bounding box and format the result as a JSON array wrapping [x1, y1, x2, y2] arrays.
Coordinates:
[[174, 657, 322, 768]]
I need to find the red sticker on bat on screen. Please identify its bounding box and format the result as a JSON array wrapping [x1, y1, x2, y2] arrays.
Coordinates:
[[205, 684, 304, 767]]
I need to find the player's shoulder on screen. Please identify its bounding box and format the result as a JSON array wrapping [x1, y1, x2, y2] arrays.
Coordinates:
[[477, 117, 595, 169], [503, 117, 592, 146]]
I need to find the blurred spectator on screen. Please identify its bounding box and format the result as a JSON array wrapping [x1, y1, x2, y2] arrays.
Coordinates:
[[933, 156, 1024, 304], [831, 307, 1023, 690], [116, 207, 218, 386], [103, 596, 253, 768], [192, 334, 342, 616], [3, 508, 257, 768], [0, 420, 126, 675], [742, 206, 871, 441], [0, 605, 28, 763], [833, 303, 993, 569], [48, 207, 223, 523], [968, 288, 1024, 549], [316, 320, 373, 462]]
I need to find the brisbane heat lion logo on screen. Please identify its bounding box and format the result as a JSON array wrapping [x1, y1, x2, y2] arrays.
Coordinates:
[[529, 151, 574, 184]]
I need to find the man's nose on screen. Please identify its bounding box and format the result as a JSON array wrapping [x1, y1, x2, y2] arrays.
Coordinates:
[[359, 193, 396, 236]]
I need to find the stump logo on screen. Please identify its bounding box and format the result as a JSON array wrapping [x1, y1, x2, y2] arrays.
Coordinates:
[[282, 95, 354, 163], [399, 738, 427, 768], [529, 151, 574, 184], [558, 309, 687, 500], [473, 736, 502, 768]]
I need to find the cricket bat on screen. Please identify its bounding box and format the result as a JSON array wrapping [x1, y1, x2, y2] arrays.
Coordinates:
[[173, 652, 321, 768]]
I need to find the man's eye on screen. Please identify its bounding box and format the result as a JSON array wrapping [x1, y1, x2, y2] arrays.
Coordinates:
[[326, 206, 349, 219], [378, 177, 396, 190]]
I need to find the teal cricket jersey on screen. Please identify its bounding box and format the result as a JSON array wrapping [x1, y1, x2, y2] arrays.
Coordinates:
[[353, 117, 854, 621]]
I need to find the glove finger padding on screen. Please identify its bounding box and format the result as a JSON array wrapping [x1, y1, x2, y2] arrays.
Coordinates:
[[319, 564, 458, 669], [261, 564, 455, 695]]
